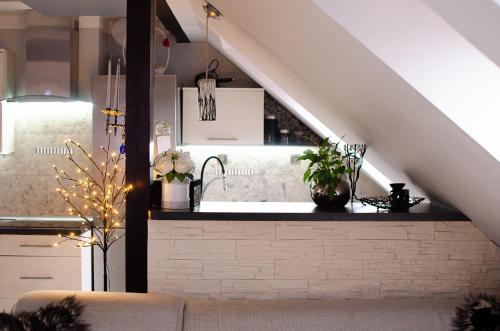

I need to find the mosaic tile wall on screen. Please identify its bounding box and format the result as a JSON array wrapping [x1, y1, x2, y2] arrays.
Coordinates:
[[0, 103, 92, 216], [264, 92, 322, 146]]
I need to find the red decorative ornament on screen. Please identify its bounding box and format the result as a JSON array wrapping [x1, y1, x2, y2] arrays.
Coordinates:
[[162, 38, 170, 47]]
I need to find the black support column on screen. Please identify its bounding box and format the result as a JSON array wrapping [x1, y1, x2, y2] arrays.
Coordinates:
[[125, 0, 156, 293]]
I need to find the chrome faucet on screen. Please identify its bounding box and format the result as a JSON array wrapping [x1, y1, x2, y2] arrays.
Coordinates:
[[200, 156, 227, 198]]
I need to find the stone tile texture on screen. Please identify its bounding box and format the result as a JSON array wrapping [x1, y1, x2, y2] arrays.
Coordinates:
[[148, 220, 500, 299], [0, 107, 92, 216]]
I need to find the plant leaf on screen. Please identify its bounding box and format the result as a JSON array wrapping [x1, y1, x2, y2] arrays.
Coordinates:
[[165, 172, 176, 183], [176, 173, 186, 183], [303, 168, 311, 183]]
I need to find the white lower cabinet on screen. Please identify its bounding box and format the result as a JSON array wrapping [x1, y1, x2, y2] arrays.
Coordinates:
[[0, 235, 82, 311]]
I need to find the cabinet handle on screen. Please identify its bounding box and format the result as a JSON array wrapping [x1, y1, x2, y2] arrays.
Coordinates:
[[20, 276, 54, 280], [207, 137, 238, 141], [19, 244, 52, 248]]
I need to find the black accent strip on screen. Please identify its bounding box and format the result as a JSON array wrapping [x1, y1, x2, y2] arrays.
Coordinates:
[[149, 202, 470, 222], [125, 0, 156, 293]]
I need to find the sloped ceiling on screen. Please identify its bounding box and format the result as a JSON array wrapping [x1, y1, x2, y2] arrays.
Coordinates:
[[168, 0, 500, 243], [422, 0, 500, 68]]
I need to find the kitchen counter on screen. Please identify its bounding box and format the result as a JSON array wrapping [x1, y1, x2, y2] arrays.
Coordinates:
[[0, 216, 83, 235], [148, 202, 493, 300], [149, 201, 469, 221]]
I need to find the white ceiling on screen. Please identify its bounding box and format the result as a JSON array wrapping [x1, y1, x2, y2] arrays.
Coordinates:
[[168, 0, 500, 243]]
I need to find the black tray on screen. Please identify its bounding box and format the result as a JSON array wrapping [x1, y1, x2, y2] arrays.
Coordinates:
[[359, 196, 425, 211]]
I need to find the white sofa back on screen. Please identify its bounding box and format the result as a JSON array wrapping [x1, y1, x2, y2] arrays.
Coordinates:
[[15, 291, 184, 331], [15, 291, 459, 331], [184, 298, 458, 331]]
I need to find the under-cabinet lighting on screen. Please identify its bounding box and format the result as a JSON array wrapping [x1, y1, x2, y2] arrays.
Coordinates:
[[3, 100, 93, 117], [0, 100, 92, 155], [0, 100, 15, 154]]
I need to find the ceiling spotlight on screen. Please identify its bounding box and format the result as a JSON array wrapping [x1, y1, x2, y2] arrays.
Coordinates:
[[203, 2, 222, 19]]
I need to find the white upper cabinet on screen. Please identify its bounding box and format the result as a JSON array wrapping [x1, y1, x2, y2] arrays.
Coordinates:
[[0, 49, 15, 154], [0, 49, 14, 100], [182, 87, 264, 145], [0, 50, 7, 100]]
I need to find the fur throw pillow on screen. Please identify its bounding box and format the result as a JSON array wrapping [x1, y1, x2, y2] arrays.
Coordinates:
[[453, 293, 500, 331], [0, 295, 89, 331]]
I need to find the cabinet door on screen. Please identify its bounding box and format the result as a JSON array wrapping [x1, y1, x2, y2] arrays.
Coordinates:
[[182, 88, 264, 145], [0, 256, 81, 310], [0, 235, 81, 257], [0, 50, 6, 100]]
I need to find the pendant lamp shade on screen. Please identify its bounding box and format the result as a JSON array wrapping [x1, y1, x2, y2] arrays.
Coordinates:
[[198, 3, 221, 121], [198, 78, 216, 120]]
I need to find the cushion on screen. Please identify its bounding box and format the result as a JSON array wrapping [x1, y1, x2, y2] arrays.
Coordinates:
[[183, 298, 459, 331], [15, 290, 184, 331]]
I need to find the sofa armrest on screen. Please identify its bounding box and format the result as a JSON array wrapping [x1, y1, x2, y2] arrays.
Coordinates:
[[15, 290, 184, 331]]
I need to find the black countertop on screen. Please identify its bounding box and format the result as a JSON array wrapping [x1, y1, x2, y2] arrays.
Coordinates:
[[0, 216, 83, 235], [150, 201, 469, 222]]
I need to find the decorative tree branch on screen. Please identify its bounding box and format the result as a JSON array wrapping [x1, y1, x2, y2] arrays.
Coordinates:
[[53, 132, 132, 291], [344, 144, 367, 202]]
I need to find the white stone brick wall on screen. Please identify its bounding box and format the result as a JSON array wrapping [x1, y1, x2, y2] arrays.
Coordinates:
[[148, 220, 500, 299]]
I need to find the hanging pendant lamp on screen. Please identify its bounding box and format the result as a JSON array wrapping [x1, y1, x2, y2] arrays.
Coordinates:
[[198, 2, 222, 121]]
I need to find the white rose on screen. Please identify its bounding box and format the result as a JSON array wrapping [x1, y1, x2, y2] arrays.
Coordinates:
[[166, 150, 177, 160], [154, 157, 174, 175], [179, 151, 191, 161], [174, 158, 193, 174]]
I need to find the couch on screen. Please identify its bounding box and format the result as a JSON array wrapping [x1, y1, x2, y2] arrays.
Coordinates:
[[15, 290, 459, 331]]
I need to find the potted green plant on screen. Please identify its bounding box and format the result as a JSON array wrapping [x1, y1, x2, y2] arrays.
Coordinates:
[[298, 138, 353, 209]]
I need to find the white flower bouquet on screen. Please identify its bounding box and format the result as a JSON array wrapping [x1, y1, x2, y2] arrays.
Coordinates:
[[153, 148, 195, 183]]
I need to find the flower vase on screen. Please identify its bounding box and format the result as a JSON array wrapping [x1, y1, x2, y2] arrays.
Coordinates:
[[162, 178, 190, 210]]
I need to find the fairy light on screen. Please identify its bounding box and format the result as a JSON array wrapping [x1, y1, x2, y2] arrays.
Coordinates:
[[53, 131, 131, 292]]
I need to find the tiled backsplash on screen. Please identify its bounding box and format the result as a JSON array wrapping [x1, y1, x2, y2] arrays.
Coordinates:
[[0, 103, 384, 216], [183, 145, 385, 202], [0, 102, 92, 216]]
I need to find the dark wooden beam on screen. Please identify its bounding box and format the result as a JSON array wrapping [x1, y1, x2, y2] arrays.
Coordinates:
[[157, 0, 190, 43], [125, 0, 156, 293]]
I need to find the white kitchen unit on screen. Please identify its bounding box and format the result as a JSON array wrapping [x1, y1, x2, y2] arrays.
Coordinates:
[[182, 87, 264, 145], [0, 49, 14, 100], [0, 49, 15, 154], [0, 235, 82, 311]]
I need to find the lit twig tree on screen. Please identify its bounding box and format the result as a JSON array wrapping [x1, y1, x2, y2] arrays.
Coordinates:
[[53, 132, 132, 291]]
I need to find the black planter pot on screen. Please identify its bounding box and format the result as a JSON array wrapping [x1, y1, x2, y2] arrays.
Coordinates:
[[311, 180, 351, 209]]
